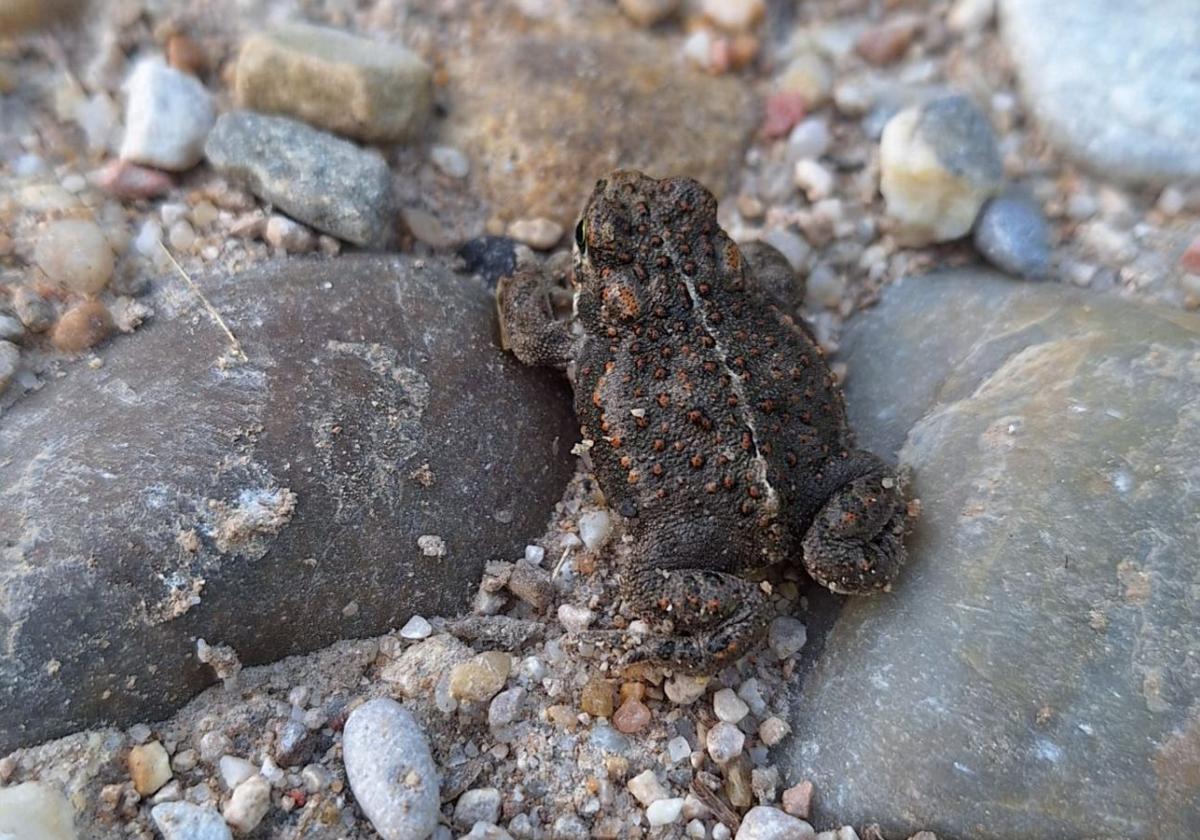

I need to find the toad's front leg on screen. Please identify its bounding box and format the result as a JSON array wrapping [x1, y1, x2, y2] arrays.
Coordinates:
[[496, 267, 577, 368]]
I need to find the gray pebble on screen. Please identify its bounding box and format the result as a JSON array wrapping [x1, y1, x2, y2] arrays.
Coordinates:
[[551, 814, 590, 840], [768, 617, 808, 660], [12, 287, 54, 333], [734, 806, 816, 840], [0, 314, 24, 343], [454, 788, 502, 827], [488, 687, 527, 728], [0, 341, 19, 395], [973, 191, 1051, 279], [343, 698, 440, 840], [150, 801, 232, 840], [204, 111, 395, 248]]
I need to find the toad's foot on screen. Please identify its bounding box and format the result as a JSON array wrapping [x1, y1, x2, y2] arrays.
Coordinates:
[[496, 267, 576, 368], [802, 465, 908, 594]]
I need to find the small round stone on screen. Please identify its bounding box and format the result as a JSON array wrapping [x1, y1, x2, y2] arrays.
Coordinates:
[[488, 686, 527, 728], [667, 736, 692, 764], [150, 802, 232, 840], [612, 697, 651, 734], [758, 716, 791, 747], [627, 769, 669, 806], [577, 509, 612, 551], [665, 674, 709, 705], [787, 117, 831, 161], [618, 0, 678, 27], [265, 215, 316, 254], [448, 651, 513, 703], [128, 741, 172, 795], [972, 191, 1051, 279], [734, 806, 816, 840], [703, 0, 765, 32], [781, 780, 814, 819], [768, 616, 808, 659], [168, 219, 196, 252], [50, 301, 114, 353], [581, 677, 615, 718], [430, 145, 470, 179], [507, 218, 563, 250], [34, 219, 115, 295], [557, 604, 596, 634], [454, 788, 502, 827], [343, 698, 440, 840], [399, 615, 433, 640], [737, 678, 767, 716], [706, 721, 745, 764], [222, 775, 270, 833], [646, 797, 685, 826], [218, 755, 256, 790], [794, 159, 834, 200], [713, 688, 750, 723]]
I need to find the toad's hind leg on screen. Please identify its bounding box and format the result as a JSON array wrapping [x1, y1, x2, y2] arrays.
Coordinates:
[[496, 267, 576, 368], [619, 564, 770, 674]]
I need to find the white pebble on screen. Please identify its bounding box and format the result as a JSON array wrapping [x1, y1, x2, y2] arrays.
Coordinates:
[[665, 674, 709, 705], [222, 775, 271, 833], [0, 783, 76, 840], [687, 818, 707, 838], [455, 788, 502, 826], [168, 220, 196, 252], [134, 219, 164, 256], [761, 228, 810, 272], [524, 545, 545, 565], [557, 603, 596, 633], [714, 823, 733, 840], [627, 769, 669, 806], [343, 698, 440, 840], [702, 0, 765, 32], [735, 806, 816, 840], [151, 801, 232, 840], [431, 145, 470, 178], [264, 214, 315, 254], [34, 219, 115, 295], [646, 797, 685, 826], [578, 509, 612, 551], [667, 736, 692, 764], [794, 159, 834, 200], [787, 117, 832, 161], [758, 716, 792, 747], [507, 217, 564, 250], [400, 615, 433, 640], [218, 756, 257, 790], [706, 721, 745, 764], [120, 57, 215, 171], [713, 688, 750, 723]]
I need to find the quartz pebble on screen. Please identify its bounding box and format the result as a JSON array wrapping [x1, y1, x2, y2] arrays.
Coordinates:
[[507, 218, 564, 250], [35, 219, 115, 295], [972, 191, 1051, 279], [52, 301, 114, 353], [619, 0, 678, 26], [735, 806, 816, 840], [205, 111, 395, 248], [667, 735, 692, 764], [612, 697, 651, 734], [219, 755, 257, 790], [235, 23, 432, 143], [706, 721, 745, 764], [787, 117, 831, 161], [120, 58, 215, 171], [577, 510, 612, 551], [449, 651, 513, 702], [150, 801, 231, 840], [556, 604, 596, 633], [455, 788, 502, 827], [430, 145, 470, 179], [646, 797, 685, 826], [880, 95, 1003, 245], [768, 616, 808, 659], [265, 215, 316, 254], [399, 615, 433, 640], [713, 688, 750, 723], [794, 159, 834, 200], [0, 782, 75, 840], [627, 769, 669, 806], [222, 774, 270, 833], [703, 0, 765, 32], [343, 698, 440, 840]]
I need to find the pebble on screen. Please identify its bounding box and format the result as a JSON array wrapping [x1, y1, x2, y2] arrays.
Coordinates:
[[128, 741, 172, 795], [167, 34, 209, 76], [687, 819, 707, 838], [706, 721, 745, 764], [463, 824, 514, 840], [12, 287, 55, 333], [618, 0, 678, 26], [301, 764, 332, 793], [816, 828, 860, 840], [455, 788, 502, 827], [646, 797, 685, 826], [856, 19, 919, 65], [761, 229, 811, 274], [449, 651, 513, 702], [973, 191, 1051, 279], [627, 769, 669, 806], [782, 780, 814, 819], [775, 53, 833, 109], [665, 674, 709, 705], [264, 215, 316, 254], [51, 301, 113, 354], [507, 560, 555, 609], [805, 264, 845, 310], [431, 145, 470, 179], [703, 0, 765, 32], [507, 218, 564, 250], [787, 117, 831, 161], [488, 686, 527, 728], [948, 0, 994, 34], [763, 92, 807, 140], [222, 774, 270, 833], [235, 22, 432, 143], [218, 755, 257, 790], [667, 736, 692, 764], [768, 617, 808, 659], [794, 159, 834, 200], [168, 219, 196, 252], [581, 677, 615, 718], [713, 688, 750, 723], [150, 802, 232, 840], [735, 806, 816, 840], [758, 716, 791, 747], [0, 314, 23, 343], [399, 615, 433, 639], [94, 160, 175, 200], [612, 697, 652, 734], [120, 57, 215, 171], [205, 111, 395, 248], [737, 678, 767, 716], [577, 510, 612, 551], [725, 755, 754, 808], [34, 219, 115, 296], [880, 95, 1004, 245], [714, 825, 733, 840], [1182, 236, 1200, 275], [343, 698, 440, 840], [552, 815, 589, 840], [0, 341, 17, 394], [557, 604, 596, 634]]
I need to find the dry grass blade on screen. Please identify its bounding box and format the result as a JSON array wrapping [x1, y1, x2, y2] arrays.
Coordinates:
[[159, 242, 247, 362]]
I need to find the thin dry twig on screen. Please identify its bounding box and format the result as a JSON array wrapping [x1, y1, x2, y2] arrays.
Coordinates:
[[691, 776, 742, 835], [159, 241, 246, 362]]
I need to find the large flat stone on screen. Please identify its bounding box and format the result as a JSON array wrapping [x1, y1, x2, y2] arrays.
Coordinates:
[[442, 32, 756, 226], [786, 271, 1200, 839], [1000, 0, 1200, 184], [0, 255, 577, 753]]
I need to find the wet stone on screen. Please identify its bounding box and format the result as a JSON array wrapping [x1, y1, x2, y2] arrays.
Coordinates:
[[787, 270, 1200, 839], [205, 111, 395, 247], [0, 255, 576, 752]]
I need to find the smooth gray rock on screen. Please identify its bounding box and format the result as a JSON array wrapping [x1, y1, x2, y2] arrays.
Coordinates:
[[204, 111, 395, 247], [0, 255, 576, 753], [343, 698, 440, 840], [1000, 0, 1200, 184], [973, 189, 1051, 279], [787, 270, 1200, 839]]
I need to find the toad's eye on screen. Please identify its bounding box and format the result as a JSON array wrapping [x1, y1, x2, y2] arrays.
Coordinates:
[[574, 219, 587, 252]]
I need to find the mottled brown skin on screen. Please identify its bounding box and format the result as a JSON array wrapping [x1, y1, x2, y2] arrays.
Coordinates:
[[498, 170, 908, 672]]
